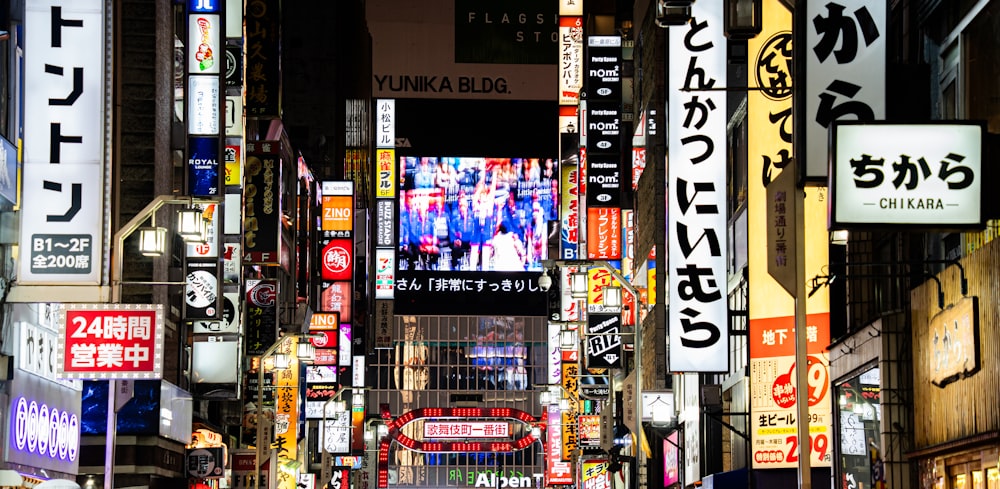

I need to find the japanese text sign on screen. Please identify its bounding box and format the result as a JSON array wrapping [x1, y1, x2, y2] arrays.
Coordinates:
[[830, 122, 983, 228], [803, 0, 885, 180], [21, 0, 107, 284], [57, 304, 165, 379], [667, 1, 728, 372]]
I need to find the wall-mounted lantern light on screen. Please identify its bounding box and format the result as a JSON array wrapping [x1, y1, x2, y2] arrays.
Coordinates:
[[656, 1, 694, 27], [724, 0, 762, 40], [137, 227, 167, 257], [177, 207, 208, 242]]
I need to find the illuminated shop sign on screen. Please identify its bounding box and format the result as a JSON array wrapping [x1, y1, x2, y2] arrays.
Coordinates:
[[57, 304, 165, 379], [11, 397, 79, 462], [830, 122, 983, 228], [376, 99, 395, 148], [423, 421, 510, 439], [21, 0, 106, 284], [667, 0, 728, 372], [803, 0, 885, 180], [7, 373, 82, 472]]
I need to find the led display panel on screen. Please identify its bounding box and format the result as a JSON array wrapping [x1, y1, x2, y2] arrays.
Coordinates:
[[398, 156, 559, 272]]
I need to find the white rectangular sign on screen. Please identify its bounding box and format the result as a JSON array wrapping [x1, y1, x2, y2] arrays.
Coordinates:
[[423, 421, 510, 439], [376, 99, 395, 148], [188, 75, 221, 135], [667, 1, 728, 372], [804, 0, 886, 180], [21, 0, 107, 284], [831, 122, 983, 227]]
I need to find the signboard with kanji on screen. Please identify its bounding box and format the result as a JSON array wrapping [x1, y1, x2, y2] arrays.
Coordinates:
[[56, 304, 165, 379]]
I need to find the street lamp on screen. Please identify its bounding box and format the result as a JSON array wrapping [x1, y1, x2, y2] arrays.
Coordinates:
[[107, 194, 219, 489], [111, 194, 218, 303], [319, 387, 367, 488], [541, 260, 646, 471], [254, 333, 320, 489], [538, 384, 575, 412]]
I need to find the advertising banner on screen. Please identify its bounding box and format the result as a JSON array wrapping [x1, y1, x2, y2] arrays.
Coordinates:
[[7, 373, 82, 473], [321, 239, 354, 281], [749, 314, 832, 468], [319, 281, 352, 320], [560, 360, 578, 461], [586, 313, 622, 369], [185, 259, 221, 320], [244, 279, 278, 355], [376, 149, 396, 198], [559, 106, 580, 260], [21, 0, 106, 285], [830, 123, 983, 228], [558, 17, 583, 105], [244, 140, 283, 264], [667, 0, 728, 372], [57, 304, 165, 379], [244, 0, 280, 116], [586, 207, 621, 260], [802, 0, 885, 180], [748, 1, 832, 469], [376, 99, 395, 148]]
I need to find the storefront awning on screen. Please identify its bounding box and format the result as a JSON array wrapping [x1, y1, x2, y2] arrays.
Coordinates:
[[33, 480, 81, 489], [0, 470, 23, 487]]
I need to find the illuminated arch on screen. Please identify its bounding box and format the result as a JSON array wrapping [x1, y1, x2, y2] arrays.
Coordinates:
[[376, 407, 544, 488]]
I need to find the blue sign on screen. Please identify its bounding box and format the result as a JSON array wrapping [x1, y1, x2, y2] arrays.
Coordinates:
[[189, 0, 220, 13], [0, 136, 16, 205], [189, 137, 220, 197]]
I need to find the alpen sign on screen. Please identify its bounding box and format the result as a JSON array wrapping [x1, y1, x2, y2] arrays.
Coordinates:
[[830, 122, 984, 228]]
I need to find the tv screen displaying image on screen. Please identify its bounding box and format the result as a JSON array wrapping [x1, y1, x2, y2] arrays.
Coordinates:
[[398, 156, 559, 272]]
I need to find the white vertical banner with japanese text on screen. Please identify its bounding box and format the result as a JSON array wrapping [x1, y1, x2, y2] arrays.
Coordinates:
[[21, 0, 108, 284], [667, 0, 728, 372], [802, 0, 885, 180]]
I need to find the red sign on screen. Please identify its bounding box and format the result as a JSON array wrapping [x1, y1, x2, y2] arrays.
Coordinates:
[[586, 207, 621, 259], [321, 239, 353, 280], [58, 304, 164, 379]]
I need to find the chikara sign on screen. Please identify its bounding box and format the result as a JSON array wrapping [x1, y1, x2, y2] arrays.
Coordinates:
[[56, 304, 165, 379], [830, 122, 984, 229]]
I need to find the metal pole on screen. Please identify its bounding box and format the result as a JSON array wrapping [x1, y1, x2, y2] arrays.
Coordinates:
[[794, 180, 812, 489], [320, 387, 346, 489], [106, 194, 220, 489], [255, 336, 292, 489]]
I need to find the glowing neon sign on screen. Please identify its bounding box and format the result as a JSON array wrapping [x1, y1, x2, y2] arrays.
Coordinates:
[[12, 397, 79, 462]]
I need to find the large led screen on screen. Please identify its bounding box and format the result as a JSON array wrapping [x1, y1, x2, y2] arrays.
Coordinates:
[[398, 156, 559, 272]]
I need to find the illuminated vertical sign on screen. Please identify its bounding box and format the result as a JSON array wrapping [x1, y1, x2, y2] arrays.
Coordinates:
[[748, 0, 831, 469], [376, 99, 395, 148], [245, 0, 279, 116], [243, 141, 282, 264], [559, 106, 580, 259], [802, 0, 885, 180], [558, 17, 583, 105], [274, 340, 300, 468], [187, 7, 223, 197], [21, 0, 107, 284], [586, 207, 621, 260], [374, 249, 395, 299], [667, 1, 728, 372]]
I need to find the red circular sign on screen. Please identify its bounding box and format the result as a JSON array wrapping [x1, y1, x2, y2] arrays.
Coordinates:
[[322, 239, 353, 280]]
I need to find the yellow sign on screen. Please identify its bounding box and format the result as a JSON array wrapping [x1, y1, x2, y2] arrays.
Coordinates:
[[747, 0, 832, 470], [273, 338, 301, 486], [376, 149, 396, 198]]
